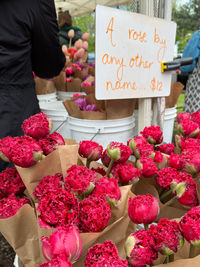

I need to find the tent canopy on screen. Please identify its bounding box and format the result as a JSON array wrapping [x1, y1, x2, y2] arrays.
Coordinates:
[[55, 0, 131, 17]]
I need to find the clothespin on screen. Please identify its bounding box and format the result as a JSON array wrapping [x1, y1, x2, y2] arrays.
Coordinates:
[[161, 57, 193, 72]]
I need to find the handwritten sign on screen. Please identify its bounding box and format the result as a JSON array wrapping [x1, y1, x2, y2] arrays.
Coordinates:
[[95, 5, 177, 100]]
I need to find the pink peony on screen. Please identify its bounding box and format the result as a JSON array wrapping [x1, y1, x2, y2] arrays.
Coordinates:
[[149, 218, 184, 255], [168, 153, 184, 170], [111, 163, 141, 185], [107, 142, 132, 163], [41, 225, 82, 264], [0, 194, 29, 218], [79, 196, 111, 232], [125, 229, 158, 267], [38, 132, 65, 156], [156, 143, 174, 155], [156, 167, 179, 190], [22, 112, 52, 139], [140, 125, 163, 145], [91, 176, 121, 206], [33, 173, 63, 200], [128, 194, 160, 224], [136, 157, 158, 178], [177, 112, 191, 123], [177, 119, 199, 138], [37, 189, 79, 228], [84, 240, 127, 267], [0, 167, 25, 196], [179, 206, 200, 246], [64, 165, 97, 197], [38, 254, 72, 267], [78, 140, 103, 162]]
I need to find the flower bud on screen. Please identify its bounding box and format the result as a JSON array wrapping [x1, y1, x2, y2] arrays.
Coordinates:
[[78, 140, 103, 162], [82, 33, 90, 41], [82, 41, 88, 50], [140, 125, 163, 145], [68, 29, 75, 38], [74, 39, 83, 49], [177, 119, 199, 138]]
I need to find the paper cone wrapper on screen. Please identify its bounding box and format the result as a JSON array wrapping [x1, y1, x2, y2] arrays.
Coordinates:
[[0, 204, 41, 267], [105, 99, 135, 119], [53, 71, 66, 91], [67, 78, 81, 92], [165, 82, 184, 108], [88, 67, 95, 76], [73, 67, 88, 80], [81, 85, 95, 95]]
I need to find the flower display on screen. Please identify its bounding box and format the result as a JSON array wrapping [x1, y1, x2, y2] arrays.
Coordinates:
[[91, 176, 121, 206], [125, 229, 158, 267], [136, 157, 158, 178], [149, 218, 184, 255], [41, 225, 82, 264], [22, 112, 52, 139], [156, 143, 174, 155], [177, 112, 191, 123], [64, 165, 97, 197], [38, 132, 65, 156], [37, 189, 79, 228], [140, 125, 163, 145], [168, 153, 184, 170], [177, 119, 199, 138], [0, 194, 29, 218], [78, 140, 103, 163], [33, 173, 63, 200], [111, 163, 141, 185], [107, 142, 132, 164], [84, 240, 127, 267], [0, 167, 25, 196], [128, 194, 160, 225], [38, 254, 73, 267], [156, 167, 179, 190], [179, 206, 200, 246], [79, 196, 111, 232]]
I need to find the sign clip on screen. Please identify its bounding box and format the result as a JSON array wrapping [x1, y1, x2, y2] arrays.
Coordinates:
[[161, 57, 193, 72]]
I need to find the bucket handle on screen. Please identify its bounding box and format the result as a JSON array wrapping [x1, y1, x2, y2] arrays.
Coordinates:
[[52, 117, 68, 133], [90, 128, 101, 141]]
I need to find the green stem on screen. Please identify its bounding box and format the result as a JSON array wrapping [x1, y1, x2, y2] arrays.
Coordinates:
[[144, 224, 149, 231], [164, 196, 176, 206], [69, 38, 72, 48], [163, 256, 169, 264], [169, 254, 174, 262], [189, 244, 196, 258], [106, 158, 115, 177], [160, 189, 172, 201], [86, 159, 91, 169]]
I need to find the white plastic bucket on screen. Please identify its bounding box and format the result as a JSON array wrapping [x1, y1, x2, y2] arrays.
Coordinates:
[[163, 106, 177, 143], [68, 115, 135, 148], [37, 92, 57, 103], [39, 101, 70, 138], [57, 91, 86, 101]]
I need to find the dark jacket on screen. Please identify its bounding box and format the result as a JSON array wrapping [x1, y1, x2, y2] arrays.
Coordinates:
[[59, 26, 83, 47], [0, 0, 66, 89]]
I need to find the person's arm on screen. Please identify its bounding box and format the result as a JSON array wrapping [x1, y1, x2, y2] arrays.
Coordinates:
[[31, 0, 66, 78]]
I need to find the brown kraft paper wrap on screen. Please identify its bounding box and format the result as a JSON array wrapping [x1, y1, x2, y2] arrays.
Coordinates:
[[53, 71, 66, 91], [67, 77, 82, 92], [105, 99, 136, 119], [88, 67, 95, 76], [81, 85, 95, 95], [0, 204, 41, 267], [165, 82, 184, 108], [38, 186, 136, 266], [73, 67, 88, 80], [35, 77, 56, 95]]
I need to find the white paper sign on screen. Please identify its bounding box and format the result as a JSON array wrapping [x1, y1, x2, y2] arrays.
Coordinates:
[[95, 5, 177, 100]]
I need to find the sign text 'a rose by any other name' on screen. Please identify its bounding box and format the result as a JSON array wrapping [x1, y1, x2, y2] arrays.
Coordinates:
[[95, 5, 176, 100]]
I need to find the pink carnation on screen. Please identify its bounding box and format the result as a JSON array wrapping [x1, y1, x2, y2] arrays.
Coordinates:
[[0, 194, 29, 218], [64, 165, 97, 197], [156, 143, 174, 155], [38, 254, 72, 267], [156, 167, 179, 190], [136, 157, 158, 178], [37, 189, 79, 228], [22, 112, 52, 139], [125, 230, 158, 267], [38, 132, 65, 156], [149, 218, 184, 255], [177, 119, 199, 138], [168, 153, 184, 170], [0, 167, 25, 196], [78, 140, 103, 161], [140, 125, 163, 145], [79, 196, 111, 232], [33, 173, 63, 200], [111, 163, 141, 185], [91, 176, 121, 206], [177, 112, 191, 123]]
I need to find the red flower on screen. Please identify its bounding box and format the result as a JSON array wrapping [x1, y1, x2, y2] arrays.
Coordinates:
[[0, 136, 14, 162], [179, 206, 200, 246], [128, 136, 149, 149], [128, 194, 160, 224], [68, 48, 77, 58], [37, 254, 72, 267], [84, 240, 127, 267], [0, 167, 25, 196], [37, 189, 79, 228], [79, 196, 111, 232], [101, 149, 111, 167], [128, 137, 154, 159], [177, 112, 191, 123], [180, 138, 200, 153], [106, 142, 132, 163], [22, 112, 52, 139], [156, 167, 179, 190], [64, 165, 97, 197], [153, 151, 164, 163], [91, 176, 121, 206], [136, 157, 158, 178], [177, 119, 199, 138], [156, 143, 174, 155], [182, 150, 200, 175], [168, 153, 184, 170], [38, 132, 65, 156], [65, 66, 75, 76], [0, 194, 29, 218], [111, 163, 141, 185], [125, 230, 158, 267], [33, 173, 63, 200], [149, 218, 184, 255], [78, 140, 103, 161], [94, 257, 128, 267], [140, 125, 163, 145], [91, 167, 106, 177], [191, 111, 200, 126]]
